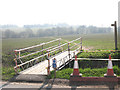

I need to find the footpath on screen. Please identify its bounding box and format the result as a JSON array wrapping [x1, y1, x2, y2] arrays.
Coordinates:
[[1, 79, 120, 90]]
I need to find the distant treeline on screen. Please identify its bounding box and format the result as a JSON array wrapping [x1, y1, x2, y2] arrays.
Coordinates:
[[2, 25, 112, 38]]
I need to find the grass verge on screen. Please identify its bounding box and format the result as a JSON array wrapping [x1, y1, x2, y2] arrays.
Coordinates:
[[2, 67, 16, 81], [47, 66, 120, 79], [77, 51, 120, 59]]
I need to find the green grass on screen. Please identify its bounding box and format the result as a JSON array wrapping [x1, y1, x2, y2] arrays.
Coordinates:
[[2, 37, 62, 65], [48, 66, 120, 79], [2, 37, 57, 80], [2, 37, 70, 80], [61, 33, 120, 50], [2, 37, 55, 54], [2, 33, 120, 80], [2, 67, 16, 81]]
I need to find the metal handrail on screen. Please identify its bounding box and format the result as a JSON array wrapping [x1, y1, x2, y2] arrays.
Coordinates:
[[15, 45, 64, 68], [72, 58, 120, 61], [14, 37, 82, 72], [70, 42, 81, 50], [15, 38, 61, 52], [19, 44, 58, 59]]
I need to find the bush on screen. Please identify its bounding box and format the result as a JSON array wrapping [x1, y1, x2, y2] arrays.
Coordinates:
[[113, 66, 120, 76]]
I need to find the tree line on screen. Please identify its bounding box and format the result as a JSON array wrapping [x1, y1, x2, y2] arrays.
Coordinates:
[[2, 25, 112, 38]]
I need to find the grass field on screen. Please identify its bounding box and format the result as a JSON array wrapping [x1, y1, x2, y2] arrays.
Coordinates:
[[2, 33, 120, 80], [60, 33, 120, 50]]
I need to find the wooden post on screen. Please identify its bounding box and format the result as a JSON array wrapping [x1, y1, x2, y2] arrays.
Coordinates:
[[114, 21, 117, 50], [111, 21, 118, 50]]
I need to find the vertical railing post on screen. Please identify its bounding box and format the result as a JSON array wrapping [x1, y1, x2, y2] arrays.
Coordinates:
[[18, 51, 24, 70], [59, 38, 61, 52], [68, 42, 71, 68], [42, 44, 43, 61], [19, 51, 20, 58], [14, 50, 18, 73], [80, 38, 82, 51], [47, 50, 50, 75], [14, 50, 18, 67]]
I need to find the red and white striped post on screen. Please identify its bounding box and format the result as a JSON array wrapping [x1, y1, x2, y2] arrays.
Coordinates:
[[104, 55, 116, 77], [14, 50, 19, 73]]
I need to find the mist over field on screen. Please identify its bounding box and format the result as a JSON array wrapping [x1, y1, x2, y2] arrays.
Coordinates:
[[1, 24, 113, 39]]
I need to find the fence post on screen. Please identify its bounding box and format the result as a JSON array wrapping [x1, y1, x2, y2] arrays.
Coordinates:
[[68, 42, 71, 68], [47, 50, 50, 75]]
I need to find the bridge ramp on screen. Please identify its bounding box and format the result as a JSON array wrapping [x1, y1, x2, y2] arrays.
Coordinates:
[[20, 51, 77, 75]]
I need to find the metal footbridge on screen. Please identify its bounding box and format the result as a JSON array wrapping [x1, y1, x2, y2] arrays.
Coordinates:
[[14, 37, 82, 75]]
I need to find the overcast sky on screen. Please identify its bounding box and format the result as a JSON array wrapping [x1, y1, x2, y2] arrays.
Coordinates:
[[0, 0, 119, 27]]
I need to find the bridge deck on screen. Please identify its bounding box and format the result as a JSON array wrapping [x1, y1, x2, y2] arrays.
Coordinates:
[[20, 51, 78, 75]]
